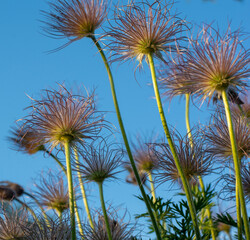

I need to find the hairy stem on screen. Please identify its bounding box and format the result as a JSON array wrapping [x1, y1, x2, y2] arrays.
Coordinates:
[[147, 171, 156, 202], [98, 182, 112, 240], [236, 181, 243, 240], [64, 140, 76, 240], [147, 53, 200, 240], [185, 94, 216, 239], [74, 147, 94, 229], [90, 36, 162, 240], [222, 90, 249, 240], [44, 150, 67, 175]]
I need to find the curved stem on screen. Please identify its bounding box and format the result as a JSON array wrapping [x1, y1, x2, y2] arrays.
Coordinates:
[[15, 198, 42, 229], [74, 201, 84, 237], [23, 191, 50, 227], [222, 90, 249, 240], [44, 150, 67, 175], [74, 147, 94, 229], [147, 53, 200, 240], [185, 94, 216, 240], [64, 140, 76, 240], [97, 182, 112, 240], [90, 36, 162, 239]]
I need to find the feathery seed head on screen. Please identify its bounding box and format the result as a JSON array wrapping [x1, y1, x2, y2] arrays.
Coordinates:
[[131, 134, 159, 173], [24, 86, 105, 152], [172, 25, 250, 104], [83, 210, 136, 240], [153, 131, 213, 186], [124, 164, 147, 186], [0, 182, 24, 197], [9, 126, 45, 155], [75, 142, 122, 183], [0, 187, 16, 202], [42, 0, 107, 46], [204, 108, 250, 161], [109, 0, 186, 69], [0, 205, 31, 240], [33, 171, 69, 214], [24, 216, 72, 240]]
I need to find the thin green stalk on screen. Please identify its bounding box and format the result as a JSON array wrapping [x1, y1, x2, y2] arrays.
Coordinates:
[[147, 53, 201, 240], [44, 150, 67, 175], [198, 177, 216, 240], [15, 198, 42, 229], [185, 94, 216, 240], [236, 180, 243, 240], [64, 140, 76, 240], [74, 201, 84, 237], [147, 171, 156, 203], [90, 36, 162, 240], [222, 90, 250, 240], [46, 148, 83, 235], [74, 147, 94, 229], [97, 182, 112, 240], [24, 191, 50, 227], [185, 94, 193, 144]]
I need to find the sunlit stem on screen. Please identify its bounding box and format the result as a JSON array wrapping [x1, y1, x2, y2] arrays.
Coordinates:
[[185, 94, 193, 145], [44, 149, 67, 175], [64, 139, 76, 240], [74, 201, 84, 237], [97, 182, 112, 240], [222, 90, 250, 240], [74, 147, 94, 229], [147, 171, 156, 203], [90, 36, 162, 240], [147, 53, 200, 240], [198, 176, 216, 240], [24, 191, 50, 227], [236, 180, 243, 240], [15, 198, 42, 229], [185, 94, 216, 240]]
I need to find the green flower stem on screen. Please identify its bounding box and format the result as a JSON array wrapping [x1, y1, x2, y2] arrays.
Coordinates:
[[185, 94, 193, 145], [24, 191, 50, 227], [147, 171, 156, 202], [90, 36, 162, 240], [64, 140, 76, 240], [15, 198, 42, 229], [97, 182, 112, 240], [236, 181, 243, 240], [74, 147, 94, 229], [198, 176, 216, 240], [147, 53, 201, 240], [45, 148, 83, 235], [222, 90, 250, 240], [44, 150, 67, 175], [185, 94, 216, 240], [74, 201, 84, 237]]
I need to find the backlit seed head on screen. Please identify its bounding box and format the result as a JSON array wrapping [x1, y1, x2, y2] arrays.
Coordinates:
[[23, 85, 105, 152], [166, 25, 249, 104], [108, 0, 187, 69], [75, 141, 122, 183], [204, 108, 250, 161], [42, 0, 107, 49], [33, 171, 69, 214], [9, 126, 45, 155], [124, 164, 147, 186], [153, 130, 213, 186], [0, 205, 31, 240]]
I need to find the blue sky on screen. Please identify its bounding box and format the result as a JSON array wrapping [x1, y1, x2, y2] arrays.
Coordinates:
[[0, 0, 249, 236]]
